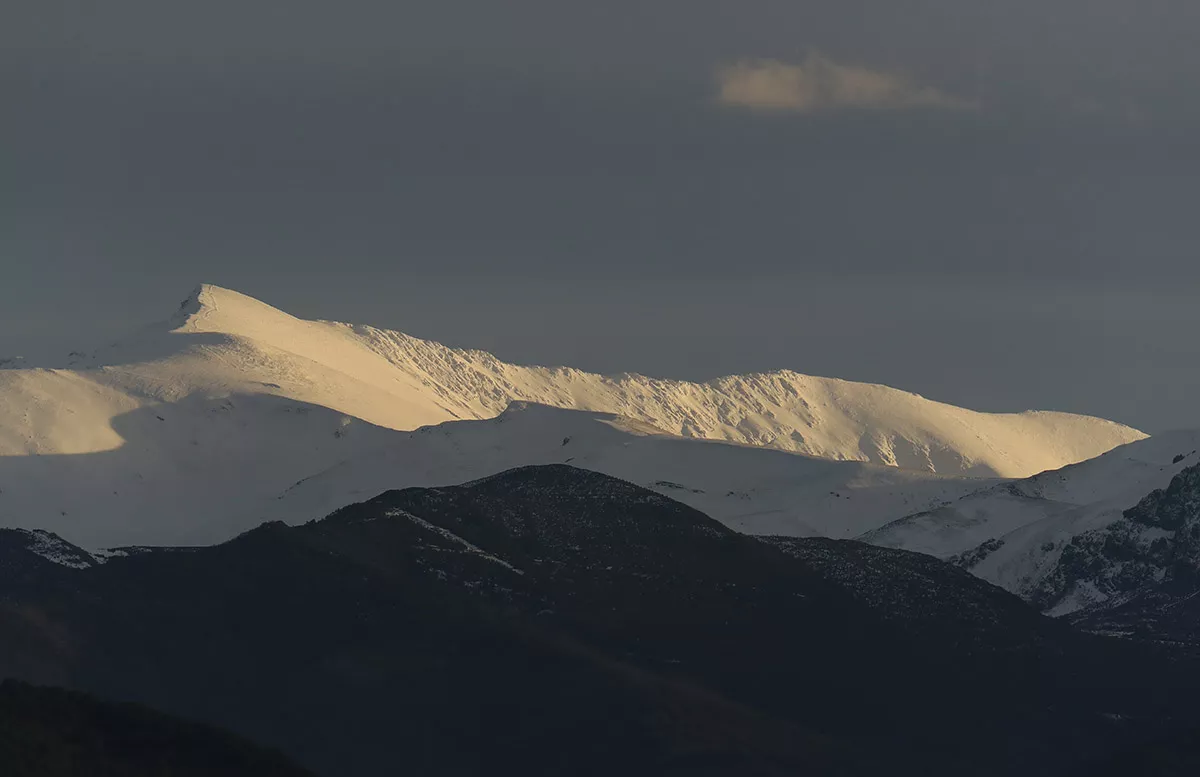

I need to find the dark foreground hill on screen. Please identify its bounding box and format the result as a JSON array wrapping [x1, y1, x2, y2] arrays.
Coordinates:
[[1, 464, 1198, 776], [0, 679, 313, 777]]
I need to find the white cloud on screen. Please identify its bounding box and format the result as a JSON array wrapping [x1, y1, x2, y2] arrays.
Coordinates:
[[716, 54, 976, 114]]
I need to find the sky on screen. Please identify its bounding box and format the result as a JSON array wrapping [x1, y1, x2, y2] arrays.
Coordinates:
[[4, 0, 1200, 432]]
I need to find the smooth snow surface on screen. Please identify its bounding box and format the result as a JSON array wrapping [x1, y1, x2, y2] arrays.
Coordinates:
[[269, 402, 989, 541], [0, 284, 1144, 547]]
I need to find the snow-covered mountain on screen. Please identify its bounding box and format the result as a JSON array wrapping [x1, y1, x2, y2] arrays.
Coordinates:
[[864, 431, 1200, 611], [1035, 459, 1200, 621], [267, 402, 990, 540], [0, 283, 1143, 547]]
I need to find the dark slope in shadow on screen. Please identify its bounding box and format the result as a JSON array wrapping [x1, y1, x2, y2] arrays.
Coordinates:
[[0, 679, 315, 776], [2, 466, 1199, 776]]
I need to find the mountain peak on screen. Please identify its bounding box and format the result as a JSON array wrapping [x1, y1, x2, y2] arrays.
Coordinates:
[[169, 284, 297, 334], [172, 282, 222, 318]]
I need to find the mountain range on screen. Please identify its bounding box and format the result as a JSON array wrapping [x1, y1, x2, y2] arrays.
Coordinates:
[[0, 284, 1142, 547], [5, 284, 1200, 774], [2, 465, 1196, 776]]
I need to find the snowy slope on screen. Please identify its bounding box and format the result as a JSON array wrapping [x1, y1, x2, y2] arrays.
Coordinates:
[[167, 286, 1142, 477], [0, 283, 1144, 547], [267, 402, 988, 540], [862, 431, 1200, 607], [9, 283, 1143, 471]]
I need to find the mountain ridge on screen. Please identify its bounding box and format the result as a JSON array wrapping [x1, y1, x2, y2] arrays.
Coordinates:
[[0, 283, 1145, 546], [55, 283, 1148, 473]]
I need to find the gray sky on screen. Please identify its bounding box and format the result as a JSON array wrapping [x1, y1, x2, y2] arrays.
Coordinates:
[[4, 1, 1200, 432]]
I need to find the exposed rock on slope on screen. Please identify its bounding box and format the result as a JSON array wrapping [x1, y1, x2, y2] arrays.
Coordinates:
[[1031, 461, 1200, 636], [861, 433, 1200, 608]]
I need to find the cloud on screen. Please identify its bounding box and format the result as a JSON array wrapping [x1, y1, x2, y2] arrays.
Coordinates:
[[716, 54, 976, 114]]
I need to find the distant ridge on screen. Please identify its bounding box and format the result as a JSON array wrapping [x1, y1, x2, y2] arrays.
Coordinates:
[[159, 284, 1142, 475], [0, 283, 1145, 546]]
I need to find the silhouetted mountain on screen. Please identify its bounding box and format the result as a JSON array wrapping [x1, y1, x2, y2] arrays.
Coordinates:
[[0, 465, 1197, 776]]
